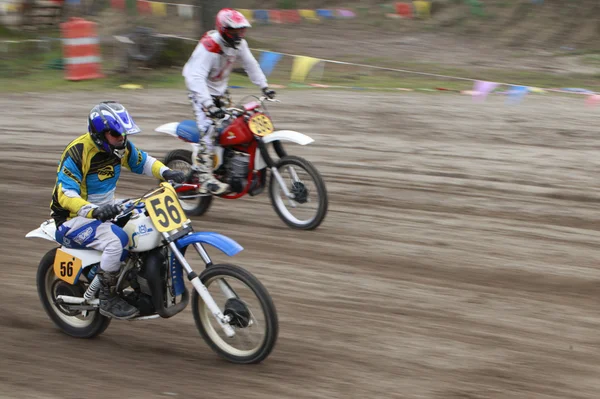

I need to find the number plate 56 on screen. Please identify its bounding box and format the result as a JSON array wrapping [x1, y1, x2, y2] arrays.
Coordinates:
[[53, 249, 83, 285], [145, 183, 188, 233]]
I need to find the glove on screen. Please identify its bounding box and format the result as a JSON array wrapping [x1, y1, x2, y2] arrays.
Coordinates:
[[206, 105, 225, 119], [92, 203, 121, 222], [162, 169, 186, 184], [262, 87, 276, 99]]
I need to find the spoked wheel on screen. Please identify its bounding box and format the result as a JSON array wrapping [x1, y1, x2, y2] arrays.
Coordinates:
[[191, 264, 278, 364], [36, 248, 110, 338], [163, 149, 213, 216], [269, 155, 328, 230]]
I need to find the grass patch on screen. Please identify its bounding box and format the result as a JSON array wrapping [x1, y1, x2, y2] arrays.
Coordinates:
[[581, 54, 600, 67], [0, 67, 257, 92]]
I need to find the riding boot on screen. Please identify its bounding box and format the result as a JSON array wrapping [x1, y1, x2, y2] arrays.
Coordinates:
[[97, 270, 139, 320], [197, 153, 229, 195]]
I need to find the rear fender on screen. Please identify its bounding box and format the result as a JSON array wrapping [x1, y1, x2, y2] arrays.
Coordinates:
[[59, 247, 103, 269], [155, 122, 179, 138], [27, 220, 102, 270], [26, 219, 58, 243], [175, 232, 243, 257], [156, 120, 201, 144]]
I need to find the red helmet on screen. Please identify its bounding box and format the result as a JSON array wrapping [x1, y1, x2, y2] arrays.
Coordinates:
[[215, 8, 251, 48]]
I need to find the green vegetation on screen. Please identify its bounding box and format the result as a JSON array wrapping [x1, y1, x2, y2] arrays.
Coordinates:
[[276, 0, 296, 10], [581, 54, 600, 67]]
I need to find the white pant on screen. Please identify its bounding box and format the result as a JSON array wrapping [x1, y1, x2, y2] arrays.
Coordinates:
[[56, 217, 129, 273], [188, 91, 216, 151]]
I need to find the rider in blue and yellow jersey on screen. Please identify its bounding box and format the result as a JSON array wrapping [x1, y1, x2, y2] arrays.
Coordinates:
[[51, 101, 186, 320]]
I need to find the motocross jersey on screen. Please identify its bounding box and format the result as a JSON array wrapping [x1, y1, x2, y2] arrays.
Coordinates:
[[50, 133, 167, 226], [182, 30, 268, 108]]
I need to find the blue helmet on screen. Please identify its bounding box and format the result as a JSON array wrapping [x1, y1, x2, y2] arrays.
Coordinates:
[[88, 101, 141, 158]]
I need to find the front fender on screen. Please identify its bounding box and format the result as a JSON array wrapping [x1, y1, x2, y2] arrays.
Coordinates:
[[262, 130, 315, 146], [175, 232, 243, 257]]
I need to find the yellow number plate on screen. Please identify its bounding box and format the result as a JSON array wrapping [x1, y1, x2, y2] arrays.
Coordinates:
[[248, 113, 274, 136], [53, 249, 83, 285], [145, 183, 187, 233]]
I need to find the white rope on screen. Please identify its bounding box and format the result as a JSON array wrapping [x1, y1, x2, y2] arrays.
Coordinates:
[[3, 34, 597, 95], [153, 35, 596, 93]]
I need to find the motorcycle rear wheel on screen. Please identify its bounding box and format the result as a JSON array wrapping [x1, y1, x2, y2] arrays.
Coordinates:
[[36, 248, 111, 338], [163, 149, 213, 216], [191, 264, 278, 364]]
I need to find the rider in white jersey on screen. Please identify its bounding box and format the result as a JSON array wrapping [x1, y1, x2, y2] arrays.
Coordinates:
[[182, 8, 276, 195]]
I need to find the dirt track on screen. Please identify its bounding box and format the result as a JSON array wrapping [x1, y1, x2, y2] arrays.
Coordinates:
[[2, 89, 600, 399]]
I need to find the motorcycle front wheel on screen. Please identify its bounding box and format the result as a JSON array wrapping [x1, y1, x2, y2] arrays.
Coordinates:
[[36, 248, 111, 338], [191, 264, 278, 364], [269, 155, 328, 230], [163, 149, 213, 216]]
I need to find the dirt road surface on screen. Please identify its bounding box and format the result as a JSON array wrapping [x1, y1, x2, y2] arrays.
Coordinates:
[[2, 89, 600, 399]]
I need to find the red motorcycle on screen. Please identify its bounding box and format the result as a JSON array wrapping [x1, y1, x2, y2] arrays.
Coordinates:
[[155, 95, 328, 230]]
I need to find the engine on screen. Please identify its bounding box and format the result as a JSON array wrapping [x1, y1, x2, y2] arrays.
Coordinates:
[[226, 152, 250, 193]]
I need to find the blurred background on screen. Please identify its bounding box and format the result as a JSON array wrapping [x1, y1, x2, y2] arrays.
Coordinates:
[[2, 0, 600, 92], [3, 1, 600, 399]]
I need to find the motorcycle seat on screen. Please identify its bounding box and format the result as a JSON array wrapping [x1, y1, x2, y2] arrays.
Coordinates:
[[175, 120, 201, 144]]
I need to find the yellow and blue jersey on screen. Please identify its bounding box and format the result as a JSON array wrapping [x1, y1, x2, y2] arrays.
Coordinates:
[[51, 133, 166, 226]]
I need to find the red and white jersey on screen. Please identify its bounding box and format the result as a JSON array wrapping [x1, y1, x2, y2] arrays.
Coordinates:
[[182, 30, 267, 108]]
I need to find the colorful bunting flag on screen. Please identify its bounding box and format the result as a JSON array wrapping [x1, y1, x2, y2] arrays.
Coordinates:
[[259, 51, 283, 77], [505, 85, 529, 104], [253, 9, 269, 22], [237, 8, 253, 22], [281, 10, 301, 23], [177, 4, 193, 18], [269, 10, 283, 24], [137, 0, 151, 14], [291, 56, 321, 82], [316, 9, 334, 19], [472, 80, 498, 101], [413, 1, 431, 18], [299, 9, 319, 22], [125, 0, 136, 14], [336, 8, 356, 18], [585, 94, 600, 107], [395, 3, 413, 18], [150, 1, 166, 16]]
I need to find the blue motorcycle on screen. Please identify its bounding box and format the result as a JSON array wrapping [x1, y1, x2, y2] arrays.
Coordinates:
[[26, 182, 278, 364]]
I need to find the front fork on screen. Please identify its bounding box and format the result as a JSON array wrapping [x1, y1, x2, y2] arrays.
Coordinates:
[[259, 139, 298, 207], [163, 232, 236, 337]]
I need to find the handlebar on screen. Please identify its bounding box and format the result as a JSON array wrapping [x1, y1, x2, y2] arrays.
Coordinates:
[[208, 95, 281, 122], [113, 181, 184, 219]]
